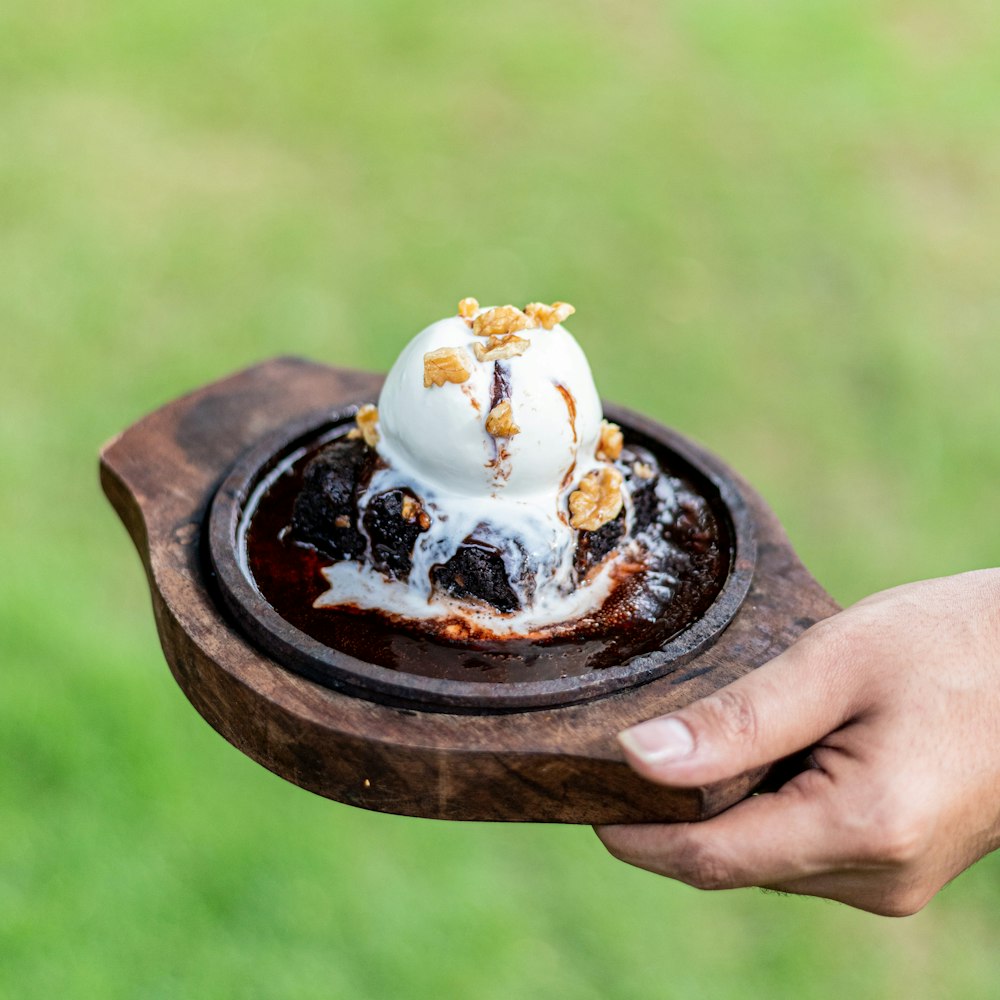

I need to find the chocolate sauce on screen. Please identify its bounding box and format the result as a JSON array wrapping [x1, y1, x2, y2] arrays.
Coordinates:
[[490, 361, 512, 409], [242, 429, 734, 685]]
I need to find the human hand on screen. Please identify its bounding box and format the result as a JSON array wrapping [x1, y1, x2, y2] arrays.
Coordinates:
[[596, 569, 1000, 915]]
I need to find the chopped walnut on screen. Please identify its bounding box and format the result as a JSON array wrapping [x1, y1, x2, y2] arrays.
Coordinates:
[[457, 297, 479, 320], [355, 404, 380, 448], [472, 333, 531, 363], [633, 461, 655, 480], [423, 346, 473, 388], [596, 420, 624, 462], [485, 399, 521, 438], [334, 514, 351, 529], [401, 496, 431, 529], [473, 305, 537, 338], [524, 301, 575, 330], [400, 495, 420, 522], [568, 466, 624, 531]]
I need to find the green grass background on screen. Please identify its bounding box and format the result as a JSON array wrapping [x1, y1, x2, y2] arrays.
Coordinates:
[[3, 1, 1000, 997]]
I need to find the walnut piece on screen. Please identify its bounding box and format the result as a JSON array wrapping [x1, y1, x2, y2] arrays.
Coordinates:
[[423, 346, 473, 388], [400, 495, 420, 522], [569, 466, 623, 531], [472, 333, 531, 363], [524, 301, 575, 330], [473, 305, 537, 338], [485, 399, 521, 438], [596, 420, 623, 462], [354, 403, 379, 448], [400, 495, 430, 529], [633, 461, 655, 480], [457, 297, 479, 320]]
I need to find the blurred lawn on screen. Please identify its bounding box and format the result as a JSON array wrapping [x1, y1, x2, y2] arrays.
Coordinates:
[[3, 0, 1000, 997]]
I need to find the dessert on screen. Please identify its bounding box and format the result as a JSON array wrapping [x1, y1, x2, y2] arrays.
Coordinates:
[[244, 300, 733, 683]]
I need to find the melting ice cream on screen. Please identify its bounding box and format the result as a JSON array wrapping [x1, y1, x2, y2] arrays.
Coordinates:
[[302, 300, 672, 636]]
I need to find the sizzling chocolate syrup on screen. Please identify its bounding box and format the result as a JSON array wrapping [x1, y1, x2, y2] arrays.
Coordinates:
[[244, 433, 733, 684]]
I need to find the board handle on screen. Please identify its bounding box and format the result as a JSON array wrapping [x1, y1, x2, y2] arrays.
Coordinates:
[[101, 357, 382, 548]]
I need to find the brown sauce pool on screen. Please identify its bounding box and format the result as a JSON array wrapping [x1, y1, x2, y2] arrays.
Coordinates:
[[240, 429, 734, 685]]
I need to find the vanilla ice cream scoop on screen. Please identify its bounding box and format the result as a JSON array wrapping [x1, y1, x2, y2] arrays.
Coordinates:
[[377, 307, 602, 498]]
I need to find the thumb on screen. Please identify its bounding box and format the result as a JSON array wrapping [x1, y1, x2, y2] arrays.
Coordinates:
[[618, 623, 864, 787]]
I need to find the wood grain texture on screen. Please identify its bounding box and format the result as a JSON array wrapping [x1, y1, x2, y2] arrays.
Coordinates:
[[100, 357, 840, 824]]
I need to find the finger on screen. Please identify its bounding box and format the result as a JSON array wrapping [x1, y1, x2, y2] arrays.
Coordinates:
[[596, 769, 843, 889], [761, 871, 934, 918], [617, 622, 866, 787]]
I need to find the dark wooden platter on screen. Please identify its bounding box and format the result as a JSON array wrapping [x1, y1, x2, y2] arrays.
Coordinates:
[[100, 357, 839, 824]]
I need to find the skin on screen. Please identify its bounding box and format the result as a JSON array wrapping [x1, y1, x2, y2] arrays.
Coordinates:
[[595, 569, 1000, 916]]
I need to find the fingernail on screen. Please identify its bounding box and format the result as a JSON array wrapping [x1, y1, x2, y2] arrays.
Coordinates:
[[618, 717, 695, 765]]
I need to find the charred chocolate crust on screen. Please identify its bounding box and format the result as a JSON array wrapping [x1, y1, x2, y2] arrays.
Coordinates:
[[363, 490, 427, 578], [621, 445, 662, 528], [432, 541, 521, 614], [290, 438, 370, 560], [290, 435, 678, 615], [575, 510, 626, 575]]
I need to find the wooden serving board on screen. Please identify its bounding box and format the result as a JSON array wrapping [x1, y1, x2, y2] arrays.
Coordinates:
[[100, 357, 839, 824]]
